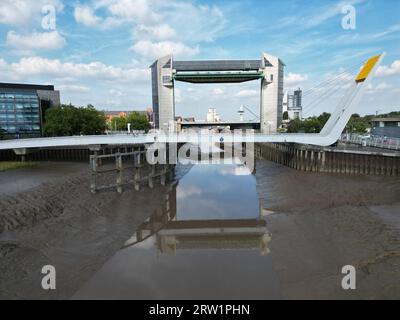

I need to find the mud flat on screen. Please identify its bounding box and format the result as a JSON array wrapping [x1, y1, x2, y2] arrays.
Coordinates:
[[255, 160, 400, 299], [0, 162, 176, 299]]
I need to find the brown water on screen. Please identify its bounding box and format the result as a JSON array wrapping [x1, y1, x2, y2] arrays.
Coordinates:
[[1, 160, 399, 299], [73, 163, 282, 299]]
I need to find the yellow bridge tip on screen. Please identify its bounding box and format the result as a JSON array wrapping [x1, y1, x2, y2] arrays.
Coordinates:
[[355, 54, 381, 83]]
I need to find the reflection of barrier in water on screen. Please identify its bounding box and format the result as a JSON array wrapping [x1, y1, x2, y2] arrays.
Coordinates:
[[157, 219, 270, 256], [122, 166, 271, 256]]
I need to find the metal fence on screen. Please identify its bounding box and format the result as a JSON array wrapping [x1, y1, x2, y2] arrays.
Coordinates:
[[340, 133, 400, 150], [90, 148, 175, 194]]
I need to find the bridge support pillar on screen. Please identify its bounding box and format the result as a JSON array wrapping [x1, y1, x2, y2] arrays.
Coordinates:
[[13, 148, 35, 162]]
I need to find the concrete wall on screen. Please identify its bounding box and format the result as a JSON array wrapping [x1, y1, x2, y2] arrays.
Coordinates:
[[151, 55, 175, 132], [37, 90, 60, 107], [256, 143, 400, 176], [372, 127, 400, 139], [260, 53, 284, 133]]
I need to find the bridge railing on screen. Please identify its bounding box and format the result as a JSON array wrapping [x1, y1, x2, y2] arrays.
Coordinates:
[[340, 133, 400, 150]]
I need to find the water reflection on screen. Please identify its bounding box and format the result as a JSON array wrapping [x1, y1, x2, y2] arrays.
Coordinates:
[[73, 160, 280, 300], [123, 162, 270, 256]]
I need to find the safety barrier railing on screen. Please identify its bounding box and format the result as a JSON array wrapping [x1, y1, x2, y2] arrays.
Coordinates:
[[340, 133, 400, 150]]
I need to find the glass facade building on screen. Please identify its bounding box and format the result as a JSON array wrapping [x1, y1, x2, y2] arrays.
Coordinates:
[[0, 91, 41, 136], [0, 83, 60, 138]]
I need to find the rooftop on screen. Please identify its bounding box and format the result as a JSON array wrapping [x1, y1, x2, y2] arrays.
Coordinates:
[[0, 82, 55, 91], [371, 117, 400, 122]]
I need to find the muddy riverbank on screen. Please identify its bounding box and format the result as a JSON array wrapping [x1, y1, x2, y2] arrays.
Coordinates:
[[0, 162, 179, 299], [0, 160, 399, 299], [255, 161, 400, 299]]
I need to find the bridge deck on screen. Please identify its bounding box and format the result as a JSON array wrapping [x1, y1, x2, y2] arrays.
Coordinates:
[[0, 133, 337, 150]]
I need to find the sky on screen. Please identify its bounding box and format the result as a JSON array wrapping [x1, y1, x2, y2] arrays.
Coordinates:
[[0, 0, 399, 121]]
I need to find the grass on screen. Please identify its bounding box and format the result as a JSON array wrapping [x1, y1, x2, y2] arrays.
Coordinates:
[[0, 161, 37, 172]]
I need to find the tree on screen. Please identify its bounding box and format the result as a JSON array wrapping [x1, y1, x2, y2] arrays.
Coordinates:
[[107, 116, 128, 131], [317, 112, 331, 127], [303, 117, 323, 133], [287, 114, 329, 133], [44, 104, 107, 137], [126, 112, 151, 132], [0, 128, 6, 139], [283, 111, 289, 120], [79, 105, 107, 135], [345, 113, 368, 134], [287, 118, 303, 133]]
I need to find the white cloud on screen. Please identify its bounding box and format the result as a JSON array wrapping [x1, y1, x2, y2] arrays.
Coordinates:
[[284, 72, 308, 86], [134, 24, 176, 40], [131, 40, 199, 59], [373, 24, 400, 39], [177, 185, 202, 199], [109, 89, 124, 96], [6, 30, 66, 53], [274, 0, 364, 30], [57, 85, 91, 93], [0, 56, 149, 83], [73, 5, 121, 29], [376, 60, 400, 77], [107, 0, 158, 24], [366, 82, 393, 94], [220, 166, 251, 176], [73, 0, 226, 59], [375, 82, 391, 90], [0, 0, 64, 26], [175, 88, 182, 103], [211, 88, 224, 95], [74, 6, 101, 27], [235, 89, 258, 98]]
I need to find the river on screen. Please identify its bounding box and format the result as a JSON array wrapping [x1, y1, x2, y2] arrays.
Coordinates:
[[0, 159, 399, 299]]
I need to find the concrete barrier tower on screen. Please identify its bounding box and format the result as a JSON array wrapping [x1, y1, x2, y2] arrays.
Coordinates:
[[260, 53, 285, 133], [150, 55, 175, 132], [150, 52, 285, 133]]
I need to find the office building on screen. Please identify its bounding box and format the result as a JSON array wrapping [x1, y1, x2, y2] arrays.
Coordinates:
[[0, 83, 60, 138]]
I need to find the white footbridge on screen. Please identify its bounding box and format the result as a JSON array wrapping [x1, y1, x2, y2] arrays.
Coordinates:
[[0, 54, 385, 151]]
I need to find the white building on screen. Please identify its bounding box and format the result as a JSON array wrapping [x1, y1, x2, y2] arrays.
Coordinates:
[[286, 88, 303, 120], [206, 108, 221, 122]]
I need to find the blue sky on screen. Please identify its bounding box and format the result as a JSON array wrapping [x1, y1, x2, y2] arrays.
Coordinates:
[[0, 0, 399, 120]]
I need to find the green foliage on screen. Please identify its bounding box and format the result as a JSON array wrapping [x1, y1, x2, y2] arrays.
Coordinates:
[[44, 104, 107, 137], [109, 116, 128, 131], [283, 111, 289, 120], [287, 118, 304, 133], [378, 111, 400, 118], [317, 112, 331, 126], [126, 112, 151, 132], [0, 128, 6, 139], [345, 113, 369, 134], [287, 116, 326, 133], [285, 111, 375, 134], [0, 162, 36, 171], [109, 112, 151, 132]]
